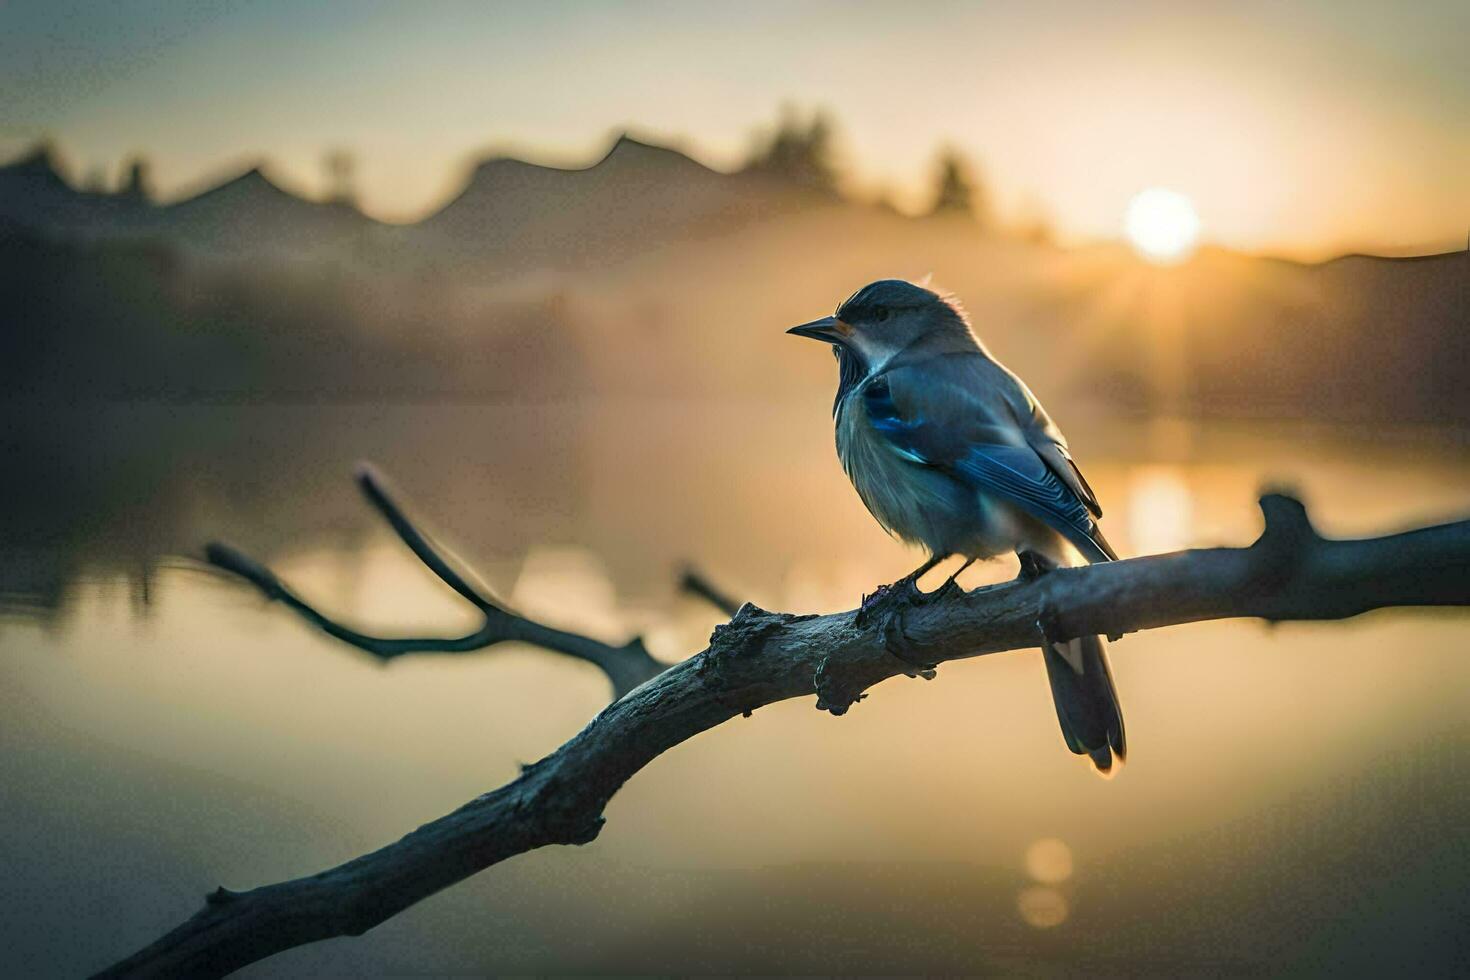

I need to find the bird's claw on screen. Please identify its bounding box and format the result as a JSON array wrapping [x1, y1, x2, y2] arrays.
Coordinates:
[[855, 575, 940, 672], [856, 574, 924, 627], [856, 581, 894, 629], [1017, 549, 1058, 582], [928, 574, 966, 604]]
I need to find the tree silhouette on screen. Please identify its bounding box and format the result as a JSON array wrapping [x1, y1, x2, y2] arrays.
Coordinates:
[[748, 105, 840, 194], [323, 149, 357, 207], [929, 147, 991, 230], [119, 157, 152, 202]]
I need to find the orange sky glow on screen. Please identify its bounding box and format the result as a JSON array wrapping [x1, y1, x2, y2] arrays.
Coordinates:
[[2, 1, 1465, 259]]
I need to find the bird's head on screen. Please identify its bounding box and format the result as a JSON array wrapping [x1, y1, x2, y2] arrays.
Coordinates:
[[786, 279, 974, 369]]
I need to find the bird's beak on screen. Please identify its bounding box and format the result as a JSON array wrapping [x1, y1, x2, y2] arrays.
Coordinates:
[[786, 315, 851, 344]]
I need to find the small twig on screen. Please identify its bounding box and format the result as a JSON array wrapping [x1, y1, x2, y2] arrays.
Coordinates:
[[205, 464, 665, 697], [678, 566, 742, 617], [354, 464, 491, 609]]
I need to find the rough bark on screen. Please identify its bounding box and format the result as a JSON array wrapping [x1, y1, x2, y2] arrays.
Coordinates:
[[98, 492, 1470, 978]]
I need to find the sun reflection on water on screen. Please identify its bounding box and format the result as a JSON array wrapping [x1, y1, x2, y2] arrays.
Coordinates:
[[1017, 885, 1070, 928], [1018, 838, 1074, 928], [1025, 837, 1074, 884], [1127, 465, 1194, 555]]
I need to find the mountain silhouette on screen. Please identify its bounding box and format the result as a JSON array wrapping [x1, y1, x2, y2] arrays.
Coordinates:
[[154, 165, 377, 258], [0, 135, 804, 270], [0, 146, 379, 260], [0, 144, 149, 239], [405, 132, 796, 274], [1, 135, 1465, 424]]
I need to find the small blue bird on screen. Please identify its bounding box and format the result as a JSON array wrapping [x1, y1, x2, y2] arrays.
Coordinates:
[[788, 279, 1126, 774]]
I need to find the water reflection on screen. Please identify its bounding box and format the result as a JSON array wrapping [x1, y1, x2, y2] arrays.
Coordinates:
[[2, 401, 1469, 974], [511, 545, 625, 637], [1127, 465, 1194, 554], [4, 401, 1468, 623], [1017, 884, 1070, 928], [1025, 837, 1074, 885]]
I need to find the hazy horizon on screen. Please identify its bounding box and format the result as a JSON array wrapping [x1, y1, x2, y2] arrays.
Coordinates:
[[3, 0, 1467, 259]]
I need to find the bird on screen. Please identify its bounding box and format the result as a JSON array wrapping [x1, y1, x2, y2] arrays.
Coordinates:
[[787, 279, 1126, 775]]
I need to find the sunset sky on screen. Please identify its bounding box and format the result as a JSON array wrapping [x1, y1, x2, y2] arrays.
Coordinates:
[[3, 0, 1466, 257]]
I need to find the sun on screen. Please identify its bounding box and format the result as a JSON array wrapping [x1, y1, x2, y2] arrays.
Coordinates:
[[1124, 188, 1201, 264]]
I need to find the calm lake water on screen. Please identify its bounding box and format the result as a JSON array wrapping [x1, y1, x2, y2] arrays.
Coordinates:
[[3, 398, 1468, 975]]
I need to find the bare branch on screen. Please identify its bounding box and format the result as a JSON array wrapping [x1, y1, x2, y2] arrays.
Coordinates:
[[353, 464, 492, 609], [204, 465, 664, 697], [678, 566, 742, 616], [204, 541, 490, 656], [100, 493, 1470, 978]]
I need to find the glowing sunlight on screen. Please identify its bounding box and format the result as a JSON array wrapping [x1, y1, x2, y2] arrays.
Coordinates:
[[1125, 188, 1202, 264]]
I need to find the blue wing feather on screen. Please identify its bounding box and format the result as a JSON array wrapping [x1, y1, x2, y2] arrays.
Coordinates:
[[953, 445, 1110, 562], [861, 373, 1112, 562], [863, 376, 929, 462]]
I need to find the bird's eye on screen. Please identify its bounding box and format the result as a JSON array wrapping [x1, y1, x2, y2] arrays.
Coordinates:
[[874, 306, 889, 323]]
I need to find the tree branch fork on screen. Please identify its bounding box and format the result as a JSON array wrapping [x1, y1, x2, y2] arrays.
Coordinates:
[[204, 465, 669, 698], [98, 473, 1470, 978]]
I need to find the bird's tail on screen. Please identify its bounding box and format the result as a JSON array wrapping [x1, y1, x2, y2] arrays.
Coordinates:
[[1042, 633, 1127, 776]]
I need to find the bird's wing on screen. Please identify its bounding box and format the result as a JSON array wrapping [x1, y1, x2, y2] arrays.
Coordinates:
[[864, 354, 1114, 563], [1002, 372, 1105, 520]]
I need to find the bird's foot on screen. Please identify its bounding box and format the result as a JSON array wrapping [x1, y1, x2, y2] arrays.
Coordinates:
[[1020, 550, 1063, 651], [931, 557, 974, 602], [856, 574, 920, 627], [856, 575, 942, 675], [1017, 549, 1059, 582]]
